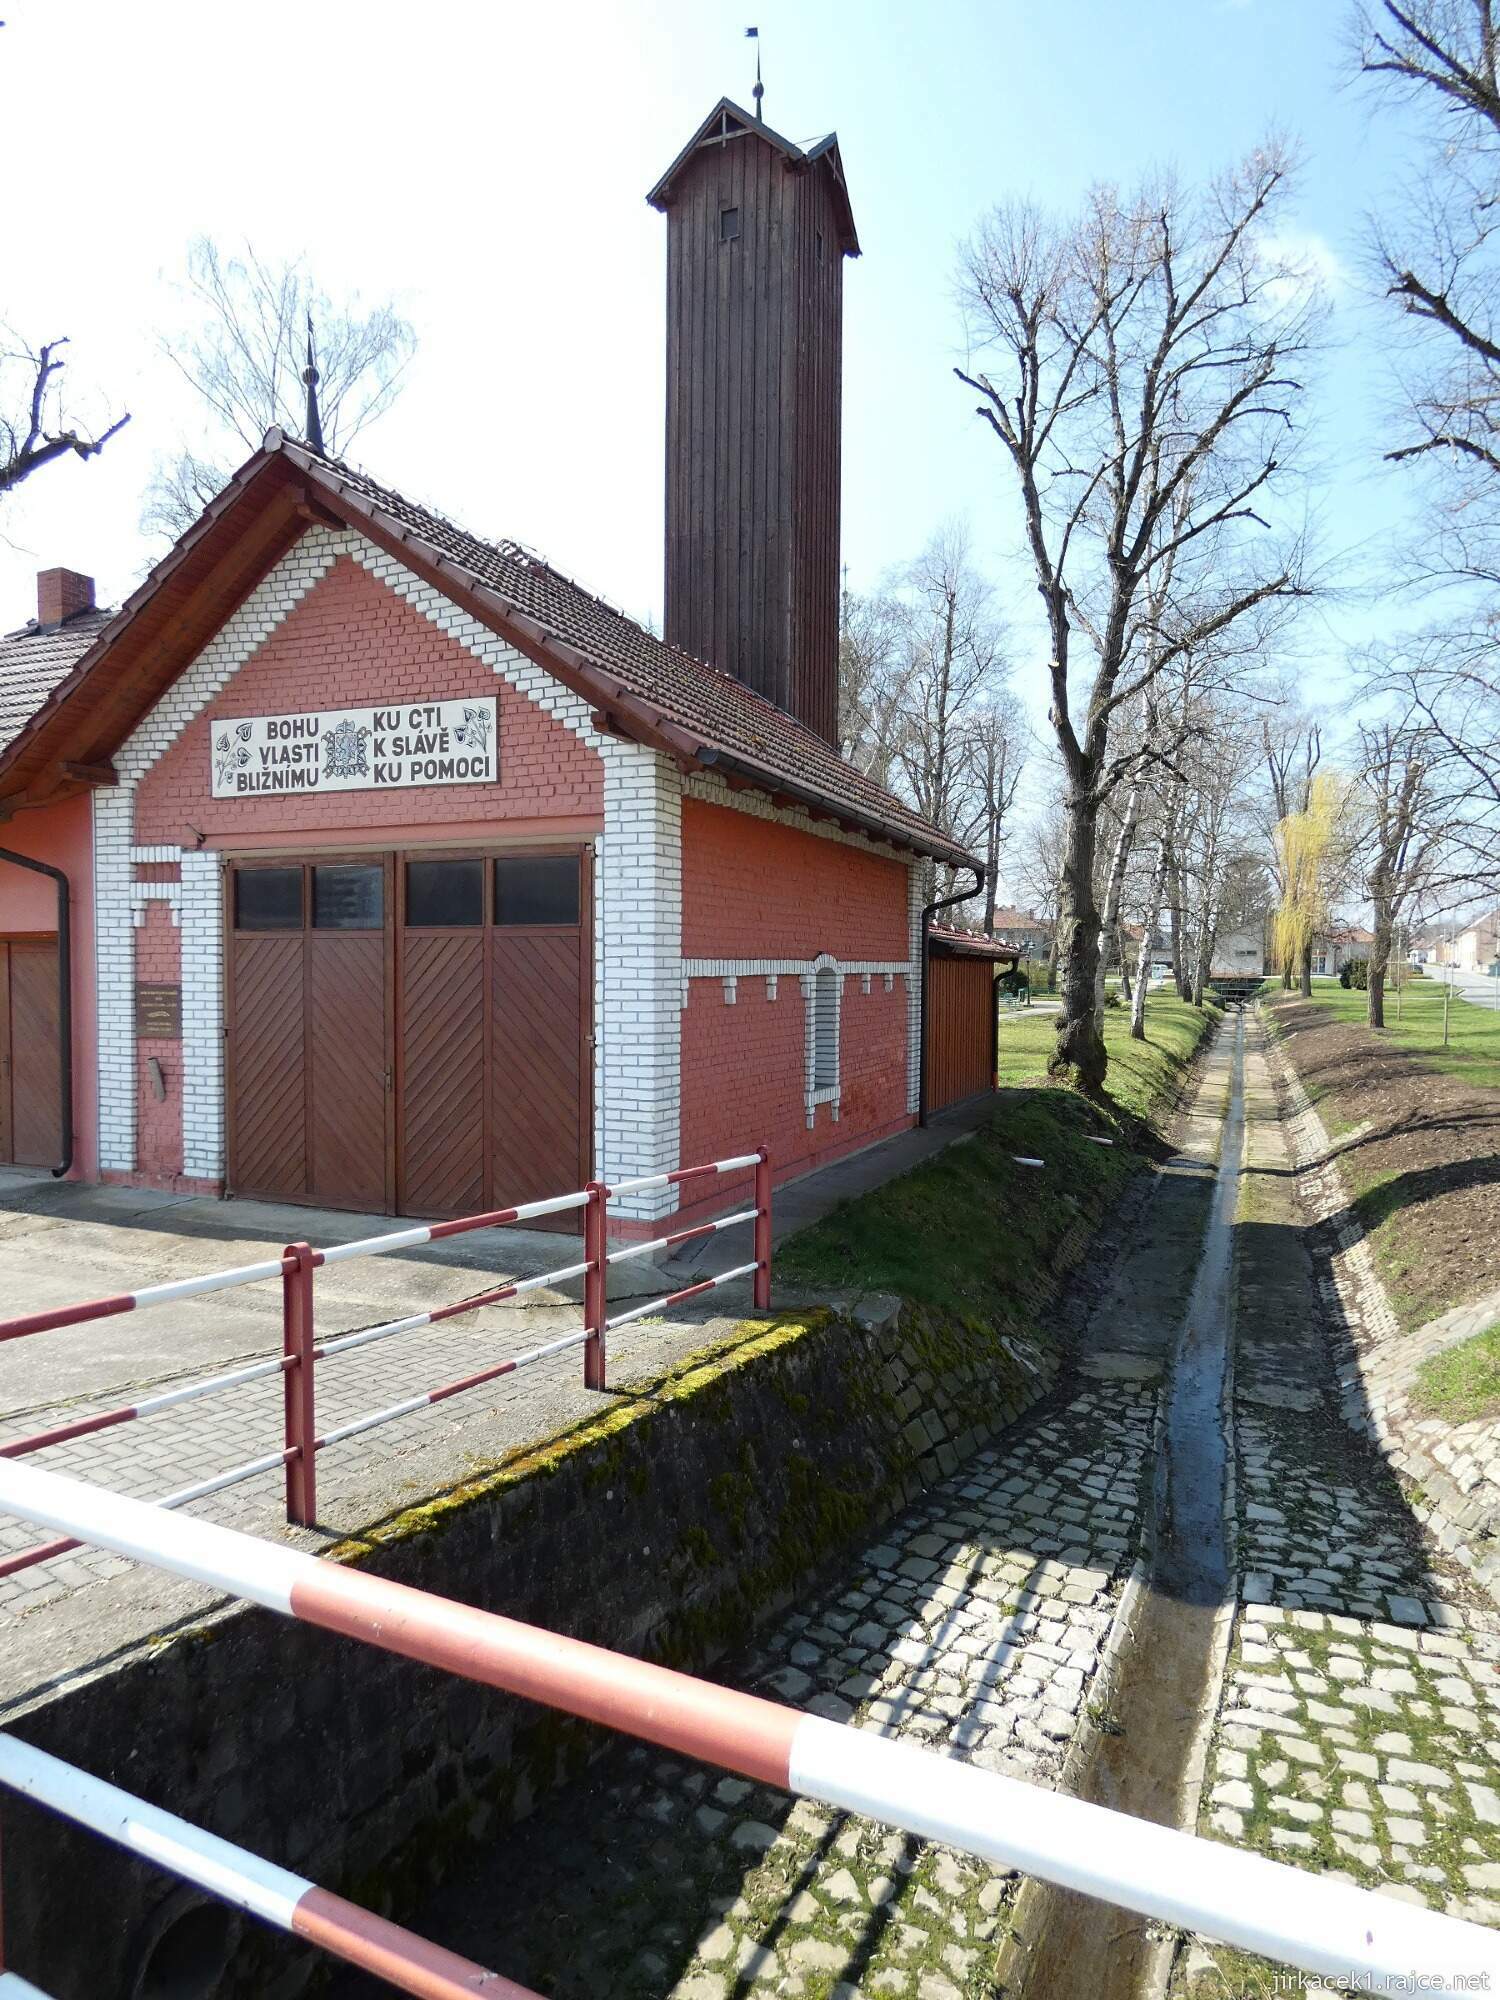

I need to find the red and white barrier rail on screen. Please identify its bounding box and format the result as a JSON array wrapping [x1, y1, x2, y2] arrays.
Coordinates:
[[0, 1147, 773, 1552], [0, 1252, 295, 1344], [1, 1458, 1495, 1999], [0, 1733, 533, 1999]]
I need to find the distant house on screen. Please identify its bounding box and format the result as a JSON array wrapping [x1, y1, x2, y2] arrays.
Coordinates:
[[989, 906, 1053, 958], [1446, 909, 1500, 971], [1311, 926, 1374, 977], [1211, 924, 1267, 979]]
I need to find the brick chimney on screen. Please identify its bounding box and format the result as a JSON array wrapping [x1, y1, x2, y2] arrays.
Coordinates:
[[37, 567, 95, 629]]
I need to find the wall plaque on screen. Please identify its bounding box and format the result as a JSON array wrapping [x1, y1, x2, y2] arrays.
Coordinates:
[[209, 697, 497, 799], [136, 982, 182, 1039]]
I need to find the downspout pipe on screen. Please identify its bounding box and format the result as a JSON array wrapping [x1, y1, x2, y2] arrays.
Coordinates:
[[918, 863, 985, 1128], [0, 847, 72, 1177]]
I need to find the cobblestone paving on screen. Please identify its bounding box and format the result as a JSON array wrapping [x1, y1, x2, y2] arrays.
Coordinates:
[[1179, 1021, 1500, 1997], [331, 1382, 1156, 2000]]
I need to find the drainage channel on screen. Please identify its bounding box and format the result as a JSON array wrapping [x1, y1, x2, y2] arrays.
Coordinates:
[[1011, 1008, 1247, 2000]]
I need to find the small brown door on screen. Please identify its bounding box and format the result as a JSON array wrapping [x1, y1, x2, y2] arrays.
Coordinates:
[[0, 938, 62, 1168], [227, 861, 393, 1209], [925, 954, 995, 1114]]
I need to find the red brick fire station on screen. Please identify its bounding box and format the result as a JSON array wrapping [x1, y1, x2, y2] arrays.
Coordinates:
[[0, 99, 993, 1236]]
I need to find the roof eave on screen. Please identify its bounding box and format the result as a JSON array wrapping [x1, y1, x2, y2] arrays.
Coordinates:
[[0, 436, 297, 802]]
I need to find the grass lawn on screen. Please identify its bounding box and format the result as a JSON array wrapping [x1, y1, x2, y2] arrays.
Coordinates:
[[1300, 975, 1500, 1090], [997, 993, 1222, 1127], [779, 994, 1218, 1323], [1412, 1323, 1500, 1425]]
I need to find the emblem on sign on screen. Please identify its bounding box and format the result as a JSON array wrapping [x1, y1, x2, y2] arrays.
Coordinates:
[[208, 698, 498, 798], [322, 717, 372, 780]]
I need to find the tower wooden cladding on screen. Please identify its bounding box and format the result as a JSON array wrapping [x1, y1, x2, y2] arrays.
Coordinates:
[[649, 100, 859, 749]]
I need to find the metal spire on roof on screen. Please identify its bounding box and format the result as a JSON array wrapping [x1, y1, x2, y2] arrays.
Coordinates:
[[746, 25, 763, 121], [302, 313, 325, 454]]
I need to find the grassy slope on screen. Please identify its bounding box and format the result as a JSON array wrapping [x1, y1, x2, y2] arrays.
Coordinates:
[[779, 995, 1217, 1325], [1412, 1323, 1500, 1425], [1270, 979, 1500, 1331], [1300, 975, 1500, 1090]]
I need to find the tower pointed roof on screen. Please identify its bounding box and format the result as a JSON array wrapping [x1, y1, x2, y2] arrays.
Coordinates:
[[646, 97, 859, 256]]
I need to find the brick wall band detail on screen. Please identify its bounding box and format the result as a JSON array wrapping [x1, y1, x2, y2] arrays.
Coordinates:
[[677, 797, 920, 1204]]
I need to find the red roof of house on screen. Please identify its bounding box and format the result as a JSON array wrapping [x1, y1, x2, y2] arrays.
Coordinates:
[[0, 434, 973, 868], [0, 606, 113, 759], [929, 926, 1021, 963]]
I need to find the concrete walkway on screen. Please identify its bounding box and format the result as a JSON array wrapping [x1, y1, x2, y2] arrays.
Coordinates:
[[0, 1101, 999, 1695]]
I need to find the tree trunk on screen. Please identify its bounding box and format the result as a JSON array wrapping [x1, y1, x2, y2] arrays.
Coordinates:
[[1168, 845, 1189, 998], [1131, 843, 1170, 1041], [1117, 921, 1133, 1006], [1192, 907, 1215, 1009], [1299, 940, 1313, 999], [1368, 899, 1393, 1030], [1052, 794, 1108, 1091], [1093, 783, 1142, 1038]]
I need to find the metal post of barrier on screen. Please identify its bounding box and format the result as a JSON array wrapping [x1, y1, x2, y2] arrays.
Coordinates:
[[753, 1145, 772, 1311], [583, 1182, 608, 1391], [282, 1243, 317, 1527]]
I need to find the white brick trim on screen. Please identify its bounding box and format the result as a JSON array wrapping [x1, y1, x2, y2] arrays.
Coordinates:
[[907, 865, 924, 1115], [130, 881, 181, 928], [681, 957, 913, 981], [595, 749, 682, 1221], [180, 851, 225, 1177]]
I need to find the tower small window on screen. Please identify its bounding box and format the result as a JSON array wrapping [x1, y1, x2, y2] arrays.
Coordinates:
[[720, 206, 740, 243], [816, 229, 825, 264]]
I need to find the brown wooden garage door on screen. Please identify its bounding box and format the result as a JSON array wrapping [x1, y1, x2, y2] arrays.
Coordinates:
[[227, 849, 591, 1218], [0, 937, 62, 1168], [925, 954, 995, 1114]]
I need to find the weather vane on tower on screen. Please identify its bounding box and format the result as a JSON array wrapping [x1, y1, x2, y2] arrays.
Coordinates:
[[746, 26, 764, 122]]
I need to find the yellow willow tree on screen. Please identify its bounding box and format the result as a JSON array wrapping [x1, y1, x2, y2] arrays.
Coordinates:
[[1273, 772, 1348, 997]]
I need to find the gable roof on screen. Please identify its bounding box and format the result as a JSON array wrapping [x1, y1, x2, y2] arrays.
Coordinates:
[[0, 607, 113, 761], [0, 433, 973, 869], [646, 97, 860, 256]]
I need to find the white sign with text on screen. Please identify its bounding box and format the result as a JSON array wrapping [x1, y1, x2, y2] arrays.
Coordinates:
[[210, 697, 498, 798]]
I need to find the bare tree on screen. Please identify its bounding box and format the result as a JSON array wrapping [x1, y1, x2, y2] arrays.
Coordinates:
[[950, 691, 1028, 936], [1367, 628, 1500, 891], [1354, 1, 1500, 575], [1359, 716, 1439, 1025], [1, 335, 128, 499], [955, 148, 1318, 1091], [889, 524, 1006, 840], [144, 238, 416, 540], [838, 582, 905, 786]]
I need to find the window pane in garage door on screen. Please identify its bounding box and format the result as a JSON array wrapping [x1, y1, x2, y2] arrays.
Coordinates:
[[494, 855, 579, 926], [313, 864, 384, 929], [235, 866, 303, 930], [405, 859, 483, 927]]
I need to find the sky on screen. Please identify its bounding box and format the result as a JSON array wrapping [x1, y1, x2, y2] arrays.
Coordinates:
[[1, 0, 1431, 826]]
